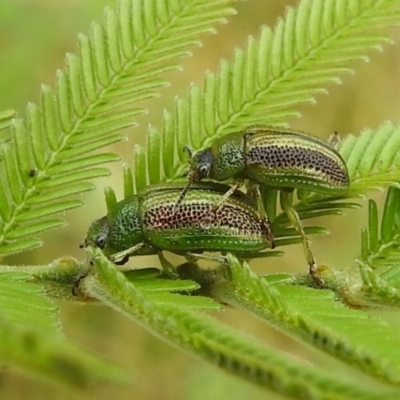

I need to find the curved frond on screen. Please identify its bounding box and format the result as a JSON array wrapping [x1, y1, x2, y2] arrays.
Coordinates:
[[0, 270, 126, 389], [0, 0, 236, 256], [134, 0, 400, 191], [223, 255, 400, 387], [124, 268, 221, 309], [360, 188, 400, 272], [340, 123, 400, 194], [285, 122, 400, 210], [0, 109, 16, 145], [316, 188, 400, 307], [83, 247, 396, 400], [0, 274, 60, 335]]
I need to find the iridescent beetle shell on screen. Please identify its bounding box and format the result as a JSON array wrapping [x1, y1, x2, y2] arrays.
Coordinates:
[[84, 183, 271, 262], [188, 126, 349, 193]]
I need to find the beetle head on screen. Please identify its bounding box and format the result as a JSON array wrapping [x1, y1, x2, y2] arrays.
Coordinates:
[[188, 148, 213, 182], [83, 216, 110, 251]]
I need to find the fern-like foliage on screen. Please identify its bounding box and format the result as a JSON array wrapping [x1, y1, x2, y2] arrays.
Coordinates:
[[0, 0, 236, 256], [332, 187, 400, 305], [268, 122, 400, 239], [221, 255, 400, 386], [4, 1, 400, 397], [0, 256, 221, 387], [340, 123, 400, 194], [266, 176, 400, 308], [133, 0, 400, 192], [361, 188, 400, 270], [0, 109, 16, 144], [301, 122, 400, 204], [0, 312, 128, 389], [83, 247, 398, 400], [0, 259, 127, 388]]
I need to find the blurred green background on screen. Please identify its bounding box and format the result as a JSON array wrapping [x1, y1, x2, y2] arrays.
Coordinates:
[[1, 0, 400, 399]]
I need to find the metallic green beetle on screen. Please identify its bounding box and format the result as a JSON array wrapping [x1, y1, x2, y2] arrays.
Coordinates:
[[84, 182, 274, 267], [176, 126, 350, 282]]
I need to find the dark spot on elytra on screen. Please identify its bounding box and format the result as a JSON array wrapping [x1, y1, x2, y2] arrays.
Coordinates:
[[248, 145, 348, 185], [145, 201, 263, 239]]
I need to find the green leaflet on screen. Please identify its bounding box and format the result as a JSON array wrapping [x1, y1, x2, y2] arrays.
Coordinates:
[[0, 109, 15, 144], [4, 1, 400, 397], [133, 0, 400, 192], [0, 265, 126, 389], [340, 123, 400, 194], [0, 0, 236, 256], [80, 247, 399, 400], [216, 255, 400, 386]]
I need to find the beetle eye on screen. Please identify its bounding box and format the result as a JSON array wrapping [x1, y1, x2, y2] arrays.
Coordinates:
[[198, 165, 209, 178], [95, 233, 107, 249]]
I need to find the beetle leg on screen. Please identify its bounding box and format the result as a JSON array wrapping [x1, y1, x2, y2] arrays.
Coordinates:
[[247, 183, 275, 249], [185, 252, 228, 264], [72, 272, 89, 298], [187, 250, 284, 265], [109, 242, 146, 264], [157, 251, 179, 278], [235, 250, 284, 259], [114, 255, 130, 265], [200, 180, 243, 229], [212, 180, 242, 212], [280, 190, 324, 286]]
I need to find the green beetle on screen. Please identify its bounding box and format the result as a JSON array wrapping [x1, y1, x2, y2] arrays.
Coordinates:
[[186, 126, 349, 192], [176, 126, 350, 282], [84, 182, 275, 267]]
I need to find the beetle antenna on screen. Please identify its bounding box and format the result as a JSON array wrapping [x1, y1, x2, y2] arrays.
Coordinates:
[[172, 172, 194, 214], [170, 145, 194, 212], [182, 145, 193, 159], [164, 146, 195, 216]]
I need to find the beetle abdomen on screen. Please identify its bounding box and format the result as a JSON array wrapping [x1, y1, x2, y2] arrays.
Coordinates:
[[246, 133, 349, 193], [142, 189, 267, 252]]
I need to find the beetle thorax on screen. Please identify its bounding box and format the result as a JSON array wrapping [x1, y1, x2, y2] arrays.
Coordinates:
[[108, 197, 143, 253], [211, 138, 246, 181]]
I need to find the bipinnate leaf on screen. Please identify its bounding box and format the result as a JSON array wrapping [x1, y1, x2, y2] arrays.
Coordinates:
[[285, 123, 400, 225], [340, 123, 400, 194], [134, 0, 400, 192], [78, 247, 399, 400], [219, 255, 400, 387], [0, 0, 236, 256], [0, 270, 126, 389], [0, 109, 16, 143]]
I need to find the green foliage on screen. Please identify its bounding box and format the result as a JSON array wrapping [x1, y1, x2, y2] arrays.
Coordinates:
[[0, 260, 127, 389], [361, 187, 400, 270], [221, 255, 400, 386], [340, 187, 400, 306], [0, 313, 128, 389], [82, 248, 398, 400], [0, 0, 236, 256], [0, 109, 16, 143], [271, 122, 400, 237], [3, 0, 400, 398], [132, 0, 400, 192], [123, 267, 221, 309]]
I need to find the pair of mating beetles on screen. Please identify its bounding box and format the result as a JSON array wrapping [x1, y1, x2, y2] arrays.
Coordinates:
[[84, 126, 349, 281]]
